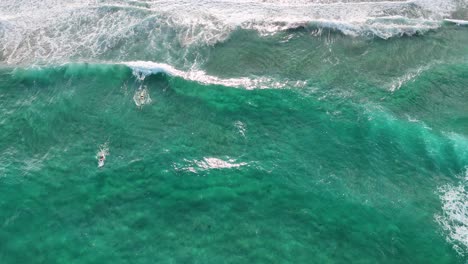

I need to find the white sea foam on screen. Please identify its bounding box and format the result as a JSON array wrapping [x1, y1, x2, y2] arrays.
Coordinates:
[[175, 157, 248, 173], [435, 170, 468, 256], [124, 60, 304, 89], [133, 86, 152, 107], [143, 0, 451, 41], [434, 132, 468, 256], [362, 104, 468, 255], [197, 157, 247, 170], [0, 0, 465, 64]]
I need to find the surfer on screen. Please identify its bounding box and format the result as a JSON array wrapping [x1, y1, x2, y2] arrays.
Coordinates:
[[97, 143, 109, 168], [133, 86, 151, 108], [98, 153, 106, 168]]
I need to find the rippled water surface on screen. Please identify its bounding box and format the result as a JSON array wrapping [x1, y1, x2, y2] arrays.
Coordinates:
[[1, 0, 468, 263]]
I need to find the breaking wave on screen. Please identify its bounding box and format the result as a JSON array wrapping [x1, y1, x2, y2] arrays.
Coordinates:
[[124, 60, 306, 89], [5, 61, 306, 90], [1, 0, 467, 64]]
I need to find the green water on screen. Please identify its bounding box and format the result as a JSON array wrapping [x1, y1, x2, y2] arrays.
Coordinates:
[[1, 1, 468, 263]]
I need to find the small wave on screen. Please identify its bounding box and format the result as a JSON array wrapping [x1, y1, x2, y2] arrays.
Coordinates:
[[405, 114, 432, 130], [389, 65, 431, 92], [124, 60, 306, 89], [435, 169, 468, 256], [174, 157, 248, 173]]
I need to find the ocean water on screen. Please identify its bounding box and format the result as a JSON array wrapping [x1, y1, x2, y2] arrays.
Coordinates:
[[1, 0, 468, 263]]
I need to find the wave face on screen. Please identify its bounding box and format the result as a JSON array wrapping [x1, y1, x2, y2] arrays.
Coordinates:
[[1, 1, 468, 263]]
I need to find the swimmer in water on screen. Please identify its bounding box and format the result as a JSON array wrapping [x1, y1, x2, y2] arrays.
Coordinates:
[[99, 154, 105, 163]]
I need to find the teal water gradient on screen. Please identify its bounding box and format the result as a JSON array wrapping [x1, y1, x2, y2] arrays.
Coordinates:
[[1, 14, 468, 264]]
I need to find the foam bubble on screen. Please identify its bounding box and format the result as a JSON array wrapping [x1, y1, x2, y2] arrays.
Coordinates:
[[389, 65, 431, 92], [435, 170, 468, 256]]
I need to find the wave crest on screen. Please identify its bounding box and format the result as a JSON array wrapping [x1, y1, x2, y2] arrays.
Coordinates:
[[124, 60, 306, 89], [1, 0, 465, 64]]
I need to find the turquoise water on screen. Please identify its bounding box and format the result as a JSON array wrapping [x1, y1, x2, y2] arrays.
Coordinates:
[[1, 0, 468, 263]]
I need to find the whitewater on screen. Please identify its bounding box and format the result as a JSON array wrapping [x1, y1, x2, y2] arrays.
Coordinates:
[[0, 0, 468, 263]]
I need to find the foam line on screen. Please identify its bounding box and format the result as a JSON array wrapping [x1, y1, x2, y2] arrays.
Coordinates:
[[123, 60, 305, 89]]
